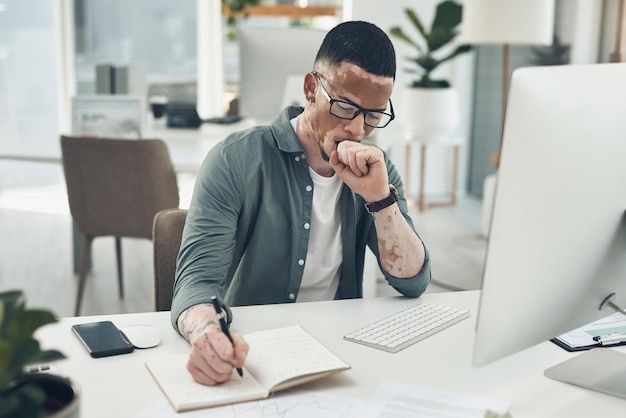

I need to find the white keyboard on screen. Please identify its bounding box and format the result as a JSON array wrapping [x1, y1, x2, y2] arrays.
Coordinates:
[[343, 303, 470, 353]]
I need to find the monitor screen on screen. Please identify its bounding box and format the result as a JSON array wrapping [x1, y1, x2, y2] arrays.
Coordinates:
[[473, 63, 626, 368], [71, 95, 145, 139], [238, 26, 327, 123]]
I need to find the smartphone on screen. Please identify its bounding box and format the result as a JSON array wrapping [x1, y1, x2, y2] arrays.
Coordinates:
[[71, 321, 135, 358]]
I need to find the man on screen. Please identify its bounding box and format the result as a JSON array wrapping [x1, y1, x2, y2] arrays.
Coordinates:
[[171, 21, 431, 386]]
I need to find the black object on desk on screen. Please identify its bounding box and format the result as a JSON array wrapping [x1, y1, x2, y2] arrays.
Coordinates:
[[71, 321, 134, 358], [166, 102, 202, 128], [204, 115, 243, 124], [166, 102, 243, 128], [550, 336, 626, 352]]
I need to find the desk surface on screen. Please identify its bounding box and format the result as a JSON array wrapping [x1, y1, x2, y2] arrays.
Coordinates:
[[36, 291, 625, 417], [0, 118, 258, 173]]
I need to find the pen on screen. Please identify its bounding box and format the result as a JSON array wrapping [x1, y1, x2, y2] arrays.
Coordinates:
[[592, 333, 626, 345], [210, 296, 243, 378]]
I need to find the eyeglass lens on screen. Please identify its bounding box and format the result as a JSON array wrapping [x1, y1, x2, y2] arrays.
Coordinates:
[[330, 102, 391, 128]]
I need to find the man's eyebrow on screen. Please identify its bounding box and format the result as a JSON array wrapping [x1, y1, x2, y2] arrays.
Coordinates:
[[336, 94, 387, 112]]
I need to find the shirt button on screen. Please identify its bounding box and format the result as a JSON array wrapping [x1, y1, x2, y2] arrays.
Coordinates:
[[295, 156, 301, 162], [306, 185, 312, 192], [298, 259, 305, 266], [304, 223, 310, 229], [289, 293, 296, 300]]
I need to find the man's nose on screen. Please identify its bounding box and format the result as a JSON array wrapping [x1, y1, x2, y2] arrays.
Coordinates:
[[344, 112, 367, 140]]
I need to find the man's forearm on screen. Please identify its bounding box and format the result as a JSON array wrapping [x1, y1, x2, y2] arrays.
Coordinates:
[[372, 203, 425, 278], [177, 303, 220, 342]]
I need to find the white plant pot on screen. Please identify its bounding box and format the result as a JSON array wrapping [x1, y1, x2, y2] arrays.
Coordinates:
[[401, 86, 460, 143]]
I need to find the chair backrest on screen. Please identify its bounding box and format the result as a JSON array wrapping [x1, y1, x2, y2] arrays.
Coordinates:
[[60, 135, 179, 239], [152, 208, 188, 311]]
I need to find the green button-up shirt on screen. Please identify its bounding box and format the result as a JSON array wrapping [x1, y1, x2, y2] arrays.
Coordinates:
[[171, 106, 431, 328]]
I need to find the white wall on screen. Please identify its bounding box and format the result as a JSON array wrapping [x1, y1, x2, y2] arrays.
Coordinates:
[[347, 0, 474, 201]]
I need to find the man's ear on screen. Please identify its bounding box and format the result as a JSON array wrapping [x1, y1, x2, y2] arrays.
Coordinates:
[[304, 72, 317, 103]]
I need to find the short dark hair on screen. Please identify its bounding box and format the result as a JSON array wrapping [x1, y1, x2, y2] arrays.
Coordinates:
[[314, 21, 396, 80]]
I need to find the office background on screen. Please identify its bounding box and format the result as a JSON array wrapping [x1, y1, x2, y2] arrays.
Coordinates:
[[0, 0, 624, 316]]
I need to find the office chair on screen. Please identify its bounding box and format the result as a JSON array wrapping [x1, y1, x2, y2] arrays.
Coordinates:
[[152, 208, 187, 311], [60, 135, 179, 315]]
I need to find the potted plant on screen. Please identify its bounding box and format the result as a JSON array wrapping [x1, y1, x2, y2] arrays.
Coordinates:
[[222, 0, 262, 40], [389, 1, 472, 142], [0, 290, 79, 418]]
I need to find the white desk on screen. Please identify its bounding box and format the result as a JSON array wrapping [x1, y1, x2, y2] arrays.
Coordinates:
[[0, 118, 257, 174], [143, 118, 257, 173], [35, 291, 625, 417]]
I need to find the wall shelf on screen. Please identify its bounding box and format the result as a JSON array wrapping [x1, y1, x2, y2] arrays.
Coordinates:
[[224, 5, 338, 18]]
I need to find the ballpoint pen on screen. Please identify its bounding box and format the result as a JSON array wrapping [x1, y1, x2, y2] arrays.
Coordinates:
[[592, 333, 626, 346], [211, 296, 244, 378]]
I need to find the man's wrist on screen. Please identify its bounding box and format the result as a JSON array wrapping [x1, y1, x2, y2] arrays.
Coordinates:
[[365, 184, 398, 214], [178, 303, 220, 342]]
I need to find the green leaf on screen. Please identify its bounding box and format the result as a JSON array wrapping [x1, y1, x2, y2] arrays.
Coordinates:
[[428, 1, 463, 52], [0, 392, 22, 418], [427, 44, 472, 74], [432, 0, 463, 30], [0, 341, 11, 375], [0, 381, 46, 418], [12, 342, 64, 371], [416, 55, 438, 72], [32, 349, 65, 364], [6, 310, 58, 343], [389, 27, 425, 55], [0, 290, 26, 338], [15, 338, 41, 364], [428, 26, 457, 52], [405, 8, 427, 42]]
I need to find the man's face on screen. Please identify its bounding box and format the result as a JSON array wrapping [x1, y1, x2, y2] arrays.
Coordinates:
[[308, 62, 394, 162]]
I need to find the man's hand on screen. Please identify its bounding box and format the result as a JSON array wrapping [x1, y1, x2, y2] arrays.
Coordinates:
[[329, 141, 389, 202], [330, 141, 425, 279], [178, 304, 249, 386]]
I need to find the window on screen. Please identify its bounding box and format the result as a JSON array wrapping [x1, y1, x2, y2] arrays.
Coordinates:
[[0, 0, 62, 188], [73, 0, 197, 102]]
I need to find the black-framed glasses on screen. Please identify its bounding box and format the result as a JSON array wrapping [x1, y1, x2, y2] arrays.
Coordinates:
[[313, 71, 395, 128]]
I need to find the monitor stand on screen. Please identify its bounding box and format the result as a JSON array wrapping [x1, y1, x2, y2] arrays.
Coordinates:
[[545, 293, 626, 398], [544, 348, 626, 399]]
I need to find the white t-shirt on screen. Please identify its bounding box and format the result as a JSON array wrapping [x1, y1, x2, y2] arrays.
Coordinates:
[[290, 116, 343, 302], [297, 167, 343, 302]]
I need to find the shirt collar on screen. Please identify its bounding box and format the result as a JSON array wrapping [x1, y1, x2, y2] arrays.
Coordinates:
[[271, 106, 305, 153]]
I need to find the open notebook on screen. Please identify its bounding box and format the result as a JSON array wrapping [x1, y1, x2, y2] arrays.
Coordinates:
[[146, 325, 350, 412]]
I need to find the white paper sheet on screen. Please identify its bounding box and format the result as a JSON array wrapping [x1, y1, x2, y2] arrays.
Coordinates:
[[133, 390, 362, 418], [354, 381, 512, 418], [554, 311, 626, 349]]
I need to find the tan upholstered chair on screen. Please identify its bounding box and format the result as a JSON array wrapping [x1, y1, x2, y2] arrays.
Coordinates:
[[60, 135, 179, 315], [152, 208, 187, 311]]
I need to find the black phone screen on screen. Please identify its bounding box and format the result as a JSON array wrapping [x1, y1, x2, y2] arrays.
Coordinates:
[[71, 321, 134, 358]]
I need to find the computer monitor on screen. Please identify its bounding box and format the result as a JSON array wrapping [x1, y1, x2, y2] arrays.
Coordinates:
[[473, 63, 626, 395], [71, 95, 145, 139], [238, 26, 327, 123]]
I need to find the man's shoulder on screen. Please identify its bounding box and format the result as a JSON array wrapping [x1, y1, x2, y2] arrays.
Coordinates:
[[222, 124, 273, 147]]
